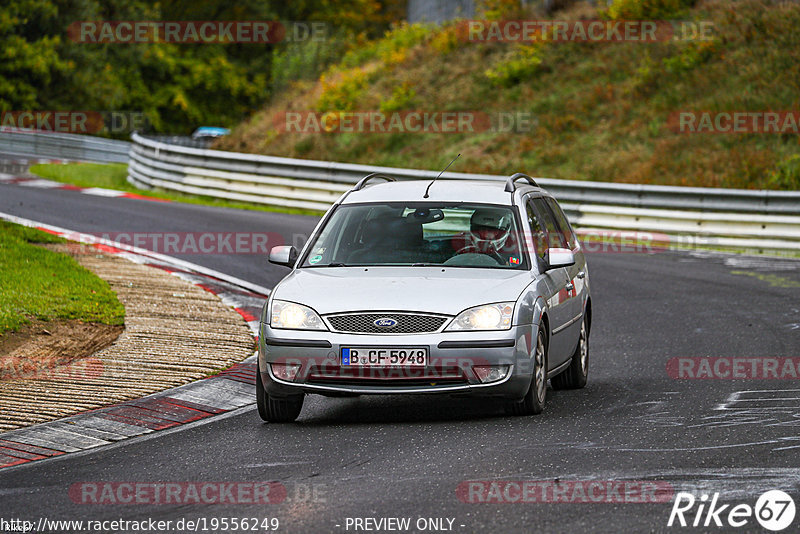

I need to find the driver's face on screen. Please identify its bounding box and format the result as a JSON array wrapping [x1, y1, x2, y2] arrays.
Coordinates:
[[472, 225, 504, 241]]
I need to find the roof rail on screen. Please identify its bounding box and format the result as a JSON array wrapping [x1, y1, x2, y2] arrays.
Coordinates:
[[504, 173, 539, 192], [352, 172, 397, 191]]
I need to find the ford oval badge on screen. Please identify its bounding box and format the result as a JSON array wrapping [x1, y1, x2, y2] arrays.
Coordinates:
[[374, 318, 397, 328]]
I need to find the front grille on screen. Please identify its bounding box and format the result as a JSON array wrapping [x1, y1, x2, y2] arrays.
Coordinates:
[[326, 313, 448, 334]]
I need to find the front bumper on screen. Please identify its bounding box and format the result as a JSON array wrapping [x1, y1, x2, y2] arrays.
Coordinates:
[[258, 324, 536, 398]]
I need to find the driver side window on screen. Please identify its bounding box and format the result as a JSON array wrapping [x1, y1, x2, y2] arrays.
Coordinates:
[[525, 200, 548, 269], [531, 197, 567, 250]]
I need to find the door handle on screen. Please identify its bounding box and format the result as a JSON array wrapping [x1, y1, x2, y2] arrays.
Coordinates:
[[577, 271, 585, 279], [565, 282, 574, 292]]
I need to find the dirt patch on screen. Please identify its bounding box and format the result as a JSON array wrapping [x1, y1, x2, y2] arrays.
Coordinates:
[[0, 319, 123, 380]]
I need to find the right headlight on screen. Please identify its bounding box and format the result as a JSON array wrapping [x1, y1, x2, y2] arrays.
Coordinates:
[[445, 302, 514, 331], [270, 300, 326, 330]]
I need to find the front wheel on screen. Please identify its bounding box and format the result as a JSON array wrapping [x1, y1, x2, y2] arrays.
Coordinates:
[[256, 361, 304, 422], [551, 317, 588, 390], [505, 327, 547, 416]]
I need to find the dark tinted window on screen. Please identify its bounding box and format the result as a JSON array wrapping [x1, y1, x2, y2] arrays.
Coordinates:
[[525, 201, 548, 265], [531, 197, 567, 249], [545, 197, 578, 250]]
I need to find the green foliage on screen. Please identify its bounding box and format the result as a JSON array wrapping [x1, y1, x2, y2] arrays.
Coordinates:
[[604, 0, 695, 19], [485, 44, 544, 87], [317, 69, 371, 111], [478, 0, 525, 20], [380, 82, 416, 112], [0, 221, 125, 333], [0, 0, 402, 135], [767, 154, 800, 190], [340, 23, 433, 69], [662, 40, 719, 74]]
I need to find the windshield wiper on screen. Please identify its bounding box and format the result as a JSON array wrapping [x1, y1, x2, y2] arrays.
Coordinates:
[[323, 262, 349, 267]]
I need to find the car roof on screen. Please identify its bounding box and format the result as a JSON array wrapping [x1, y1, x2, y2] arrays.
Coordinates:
[[341, 179, 546, 205]]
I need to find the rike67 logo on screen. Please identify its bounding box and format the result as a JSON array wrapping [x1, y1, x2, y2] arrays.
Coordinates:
[[668, 490, 796, 531]]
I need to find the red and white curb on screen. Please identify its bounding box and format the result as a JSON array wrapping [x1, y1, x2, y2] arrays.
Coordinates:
[[0, 212, 272, 470], [0, 174, 169, 202]]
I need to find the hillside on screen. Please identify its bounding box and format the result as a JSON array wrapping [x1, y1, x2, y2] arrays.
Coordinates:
[[217, 0, 800, 190]]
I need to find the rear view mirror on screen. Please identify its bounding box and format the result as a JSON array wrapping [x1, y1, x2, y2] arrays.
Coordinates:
[[545, 248, 575, 270], [269, 245, 298, 268]]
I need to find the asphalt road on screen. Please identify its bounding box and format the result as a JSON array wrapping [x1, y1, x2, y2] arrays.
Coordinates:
[[1, 180, 799, 533]]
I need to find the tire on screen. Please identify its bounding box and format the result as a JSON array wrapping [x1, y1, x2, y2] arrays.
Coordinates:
[[256, 360, 304, 422], [551, 317, 588, 390], [505, 327, 547, 416]]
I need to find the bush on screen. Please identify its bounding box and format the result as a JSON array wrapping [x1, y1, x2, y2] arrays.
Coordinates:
[[340, 23, 433, 69], [380, 82, 417, 112], [767, 154, 800, 190], [485, 43, 544, 87], [317, 69, 370, 111], [604, 0, 695, 19]]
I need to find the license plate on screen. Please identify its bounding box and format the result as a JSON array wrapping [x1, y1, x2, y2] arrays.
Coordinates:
[[341, 347, 427, 367]]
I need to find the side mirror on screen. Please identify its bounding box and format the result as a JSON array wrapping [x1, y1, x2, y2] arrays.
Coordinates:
[[269, 245, 298, 268], [545, 248, 575, 270]]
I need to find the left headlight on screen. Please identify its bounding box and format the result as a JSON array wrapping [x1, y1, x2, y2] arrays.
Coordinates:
[[446, 302, 514, 331], [270, 300, 327, 330]]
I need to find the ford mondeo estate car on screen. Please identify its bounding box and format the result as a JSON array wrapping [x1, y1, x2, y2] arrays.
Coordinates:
[[257, 173, 591, 422]]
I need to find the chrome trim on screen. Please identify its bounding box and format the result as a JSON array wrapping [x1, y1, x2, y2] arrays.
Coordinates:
[[438, 339, 516, 349], [552, 312, 583, 335], [266, 363, 514, 394]]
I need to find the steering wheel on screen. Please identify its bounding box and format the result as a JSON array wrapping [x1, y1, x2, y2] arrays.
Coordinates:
[[454, 244, 505, 265]]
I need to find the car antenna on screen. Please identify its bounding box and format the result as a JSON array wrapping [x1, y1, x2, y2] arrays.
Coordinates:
[[423, 153, 460, 198]]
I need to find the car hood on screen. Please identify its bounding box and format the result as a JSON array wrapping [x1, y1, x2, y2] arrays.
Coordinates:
[[272, 267, 533, 316]]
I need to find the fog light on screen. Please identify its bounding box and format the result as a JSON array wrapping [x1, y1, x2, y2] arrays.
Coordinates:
[[473, 365, 510, 383], [271, 363, 302, 381]]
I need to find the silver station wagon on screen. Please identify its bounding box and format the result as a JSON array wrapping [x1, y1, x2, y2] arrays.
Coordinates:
[[257, 173, 591, 422]]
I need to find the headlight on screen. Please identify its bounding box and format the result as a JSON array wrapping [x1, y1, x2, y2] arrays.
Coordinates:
[[270, 300, 326, 330], [446, 302, 514, 331]]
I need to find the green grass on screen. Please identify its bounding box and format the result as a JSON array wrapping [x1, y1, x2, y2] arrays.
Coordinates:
[[0, 221, 125, 335], [29, 163, 324, 216]]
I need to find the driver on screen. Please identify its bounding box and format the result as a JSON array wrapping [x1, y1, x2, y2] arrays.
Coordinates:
[[468, 208, 514, 263]]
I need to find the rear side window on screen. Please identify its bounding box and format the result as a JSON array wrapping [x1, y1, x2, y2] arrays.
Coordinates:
[[544, 197, 578, 250], [530, 197, 567, 249]]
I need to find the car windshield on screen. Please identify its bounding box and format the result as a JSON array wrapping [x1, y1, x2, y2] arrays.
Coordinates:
[[300, 202, 527, 269]]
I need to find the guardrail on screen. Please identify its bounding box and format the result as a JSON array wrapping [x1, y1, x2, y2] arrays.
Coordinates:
[[0, 128, 130, 163], [2, 129, 797, 252], [127, 133, 800, 252]]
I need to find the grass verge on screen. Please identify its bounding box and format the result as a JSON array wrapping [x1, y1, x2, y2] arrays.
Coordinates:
[[29, 162, 324, 217], [0, 221, 125, 335]]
